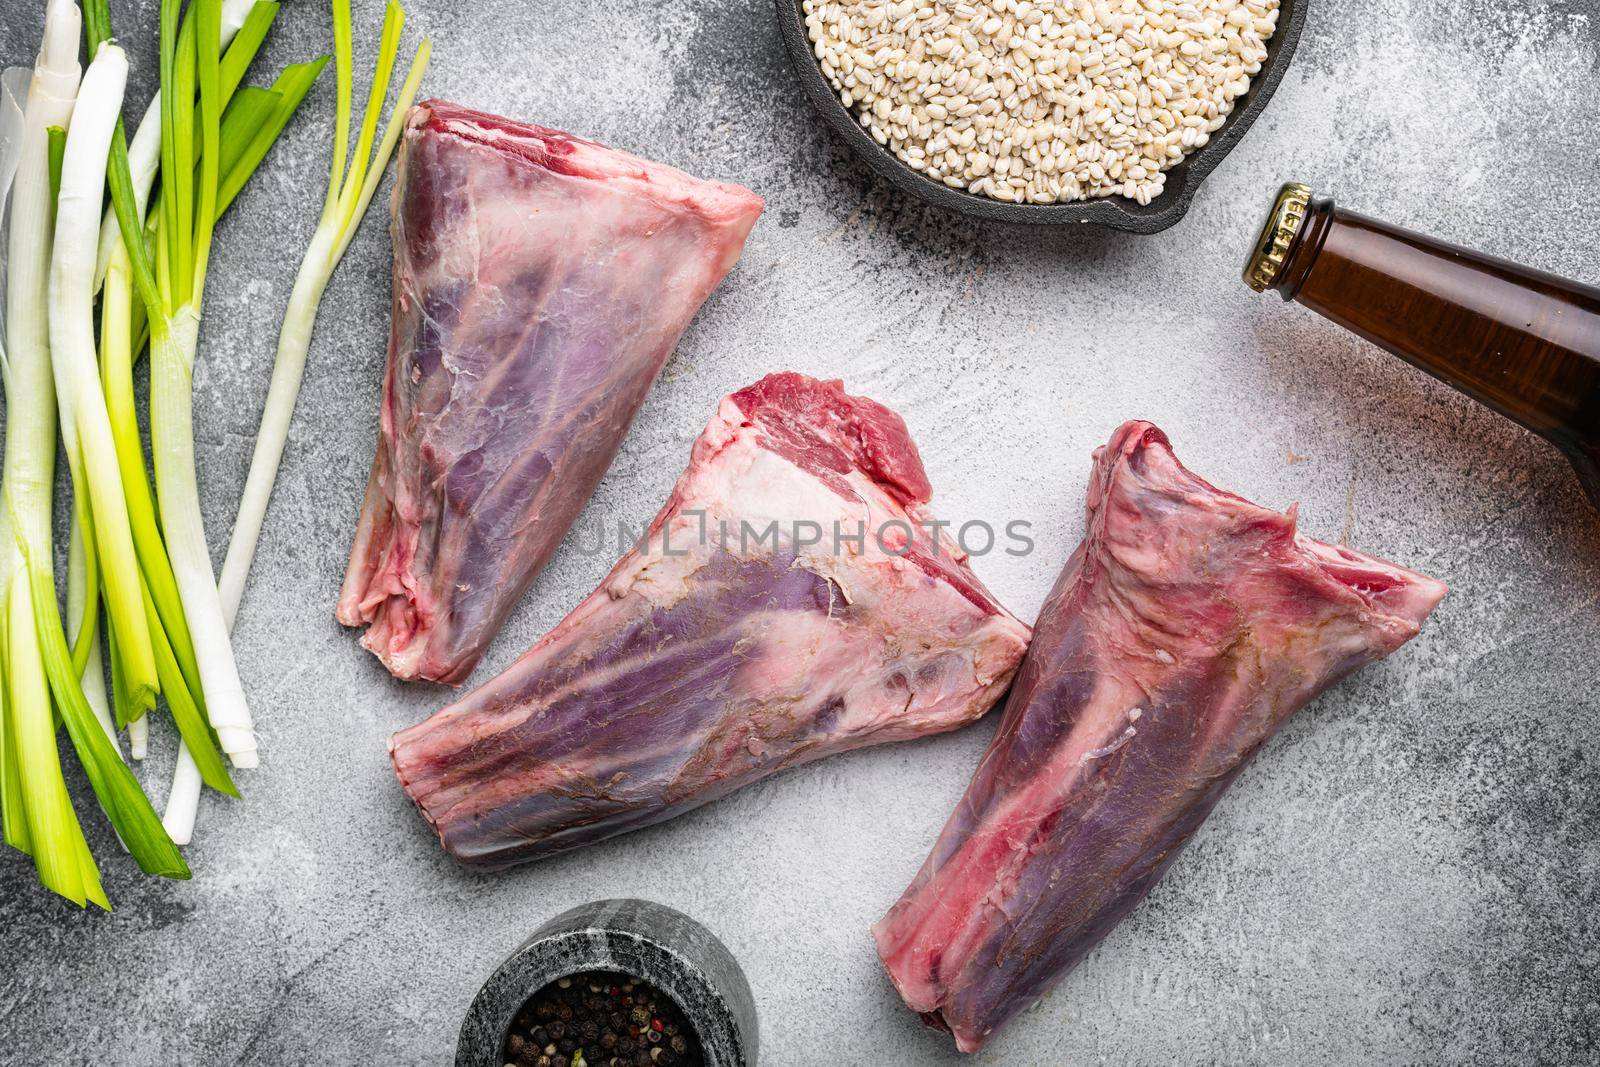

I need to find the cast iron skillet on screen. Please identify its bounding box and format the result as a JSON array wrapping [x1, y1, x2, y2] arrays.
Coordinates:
[[776, 0, 1309, 233]]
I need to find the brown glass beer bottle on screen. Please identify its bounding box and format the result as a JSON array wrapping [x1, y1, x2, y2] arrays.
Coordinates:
[[1245, 183, 1600, 508]]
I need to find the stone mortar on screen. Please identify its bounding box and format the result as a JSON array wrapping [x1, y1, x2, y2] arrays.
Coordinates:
[[456, 899, 758, 1067]]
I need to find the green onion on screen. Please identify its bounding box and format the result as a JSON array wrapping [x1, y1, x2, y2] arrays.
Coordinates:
[[119, 0, 258, 779], [4, 0, 404, 903], [66, 507, 119, 754], [170, 0, 426, 838], [43, 39, 190, 879], [0, 0, 82, 874], [90, 4, 314, 787], [48, 43, 161, 717], [92, 0, 268, 292], [7, 573, 107, 908], [218, 2, 429, 623], [3, 0, 190, 904], [84, 0, 328, 842]]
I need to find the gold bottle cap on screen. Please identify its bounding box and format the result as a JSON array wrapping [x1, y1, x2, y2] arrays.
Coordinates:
[[1243, 182, 1314, 293]]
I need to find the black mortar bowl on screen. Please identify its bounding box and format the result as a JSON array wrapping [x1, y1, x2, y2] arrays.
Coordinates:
[[457, 899, 758, 1066], [776, 0, 1309, 233]]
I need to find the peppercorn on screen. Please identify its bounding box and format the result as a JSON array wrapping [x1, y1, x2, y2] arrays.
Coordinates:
[[503, 971, 703, 1067]]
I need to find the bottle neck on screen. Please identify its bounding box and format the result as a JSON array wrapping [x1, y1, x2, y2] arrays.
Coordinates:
[[1268, 195, 1600, 450]]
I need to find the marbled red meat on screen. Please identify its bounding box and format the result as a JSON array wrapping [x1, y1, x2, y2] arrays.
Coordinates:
[[336, 100, 763, 684], [874, 421, 1448, 1053], [389, 373, 1031, 871]]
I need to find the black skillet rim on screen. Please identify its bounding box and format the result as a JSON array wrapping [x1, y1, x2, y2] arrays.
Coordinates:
[[775, 0, 1310, 233]]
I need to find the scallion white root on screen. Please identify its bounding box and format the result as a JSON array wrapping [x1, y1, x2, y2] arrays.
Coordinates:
[[128, 714, 149, 761]]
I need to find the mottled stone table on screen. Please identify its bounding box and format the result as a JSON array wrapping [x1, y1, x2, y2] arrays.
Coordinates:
[[2, 0, 1597, 1063]]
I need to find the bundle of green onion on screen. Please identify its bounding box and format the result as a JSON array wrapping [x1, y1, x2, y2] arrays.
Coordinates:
[[0, 0, 427, 908]]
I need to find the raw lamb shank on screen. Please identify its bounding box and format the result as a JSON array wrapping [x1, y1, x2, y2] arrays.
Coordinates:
[[389, 373, 1031, 871], [337, 101, 763, 684], [874, 421, 1447, 1053]]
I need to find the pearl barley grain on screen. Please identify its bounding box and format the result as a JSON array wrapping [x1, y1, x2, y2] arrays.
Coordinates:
[[801, 0, 1279, 206]]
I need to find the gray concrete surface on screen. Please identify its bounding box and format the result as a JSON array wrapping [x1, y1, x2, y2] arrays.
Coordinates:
[[2, 0, 1598, 1063]]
